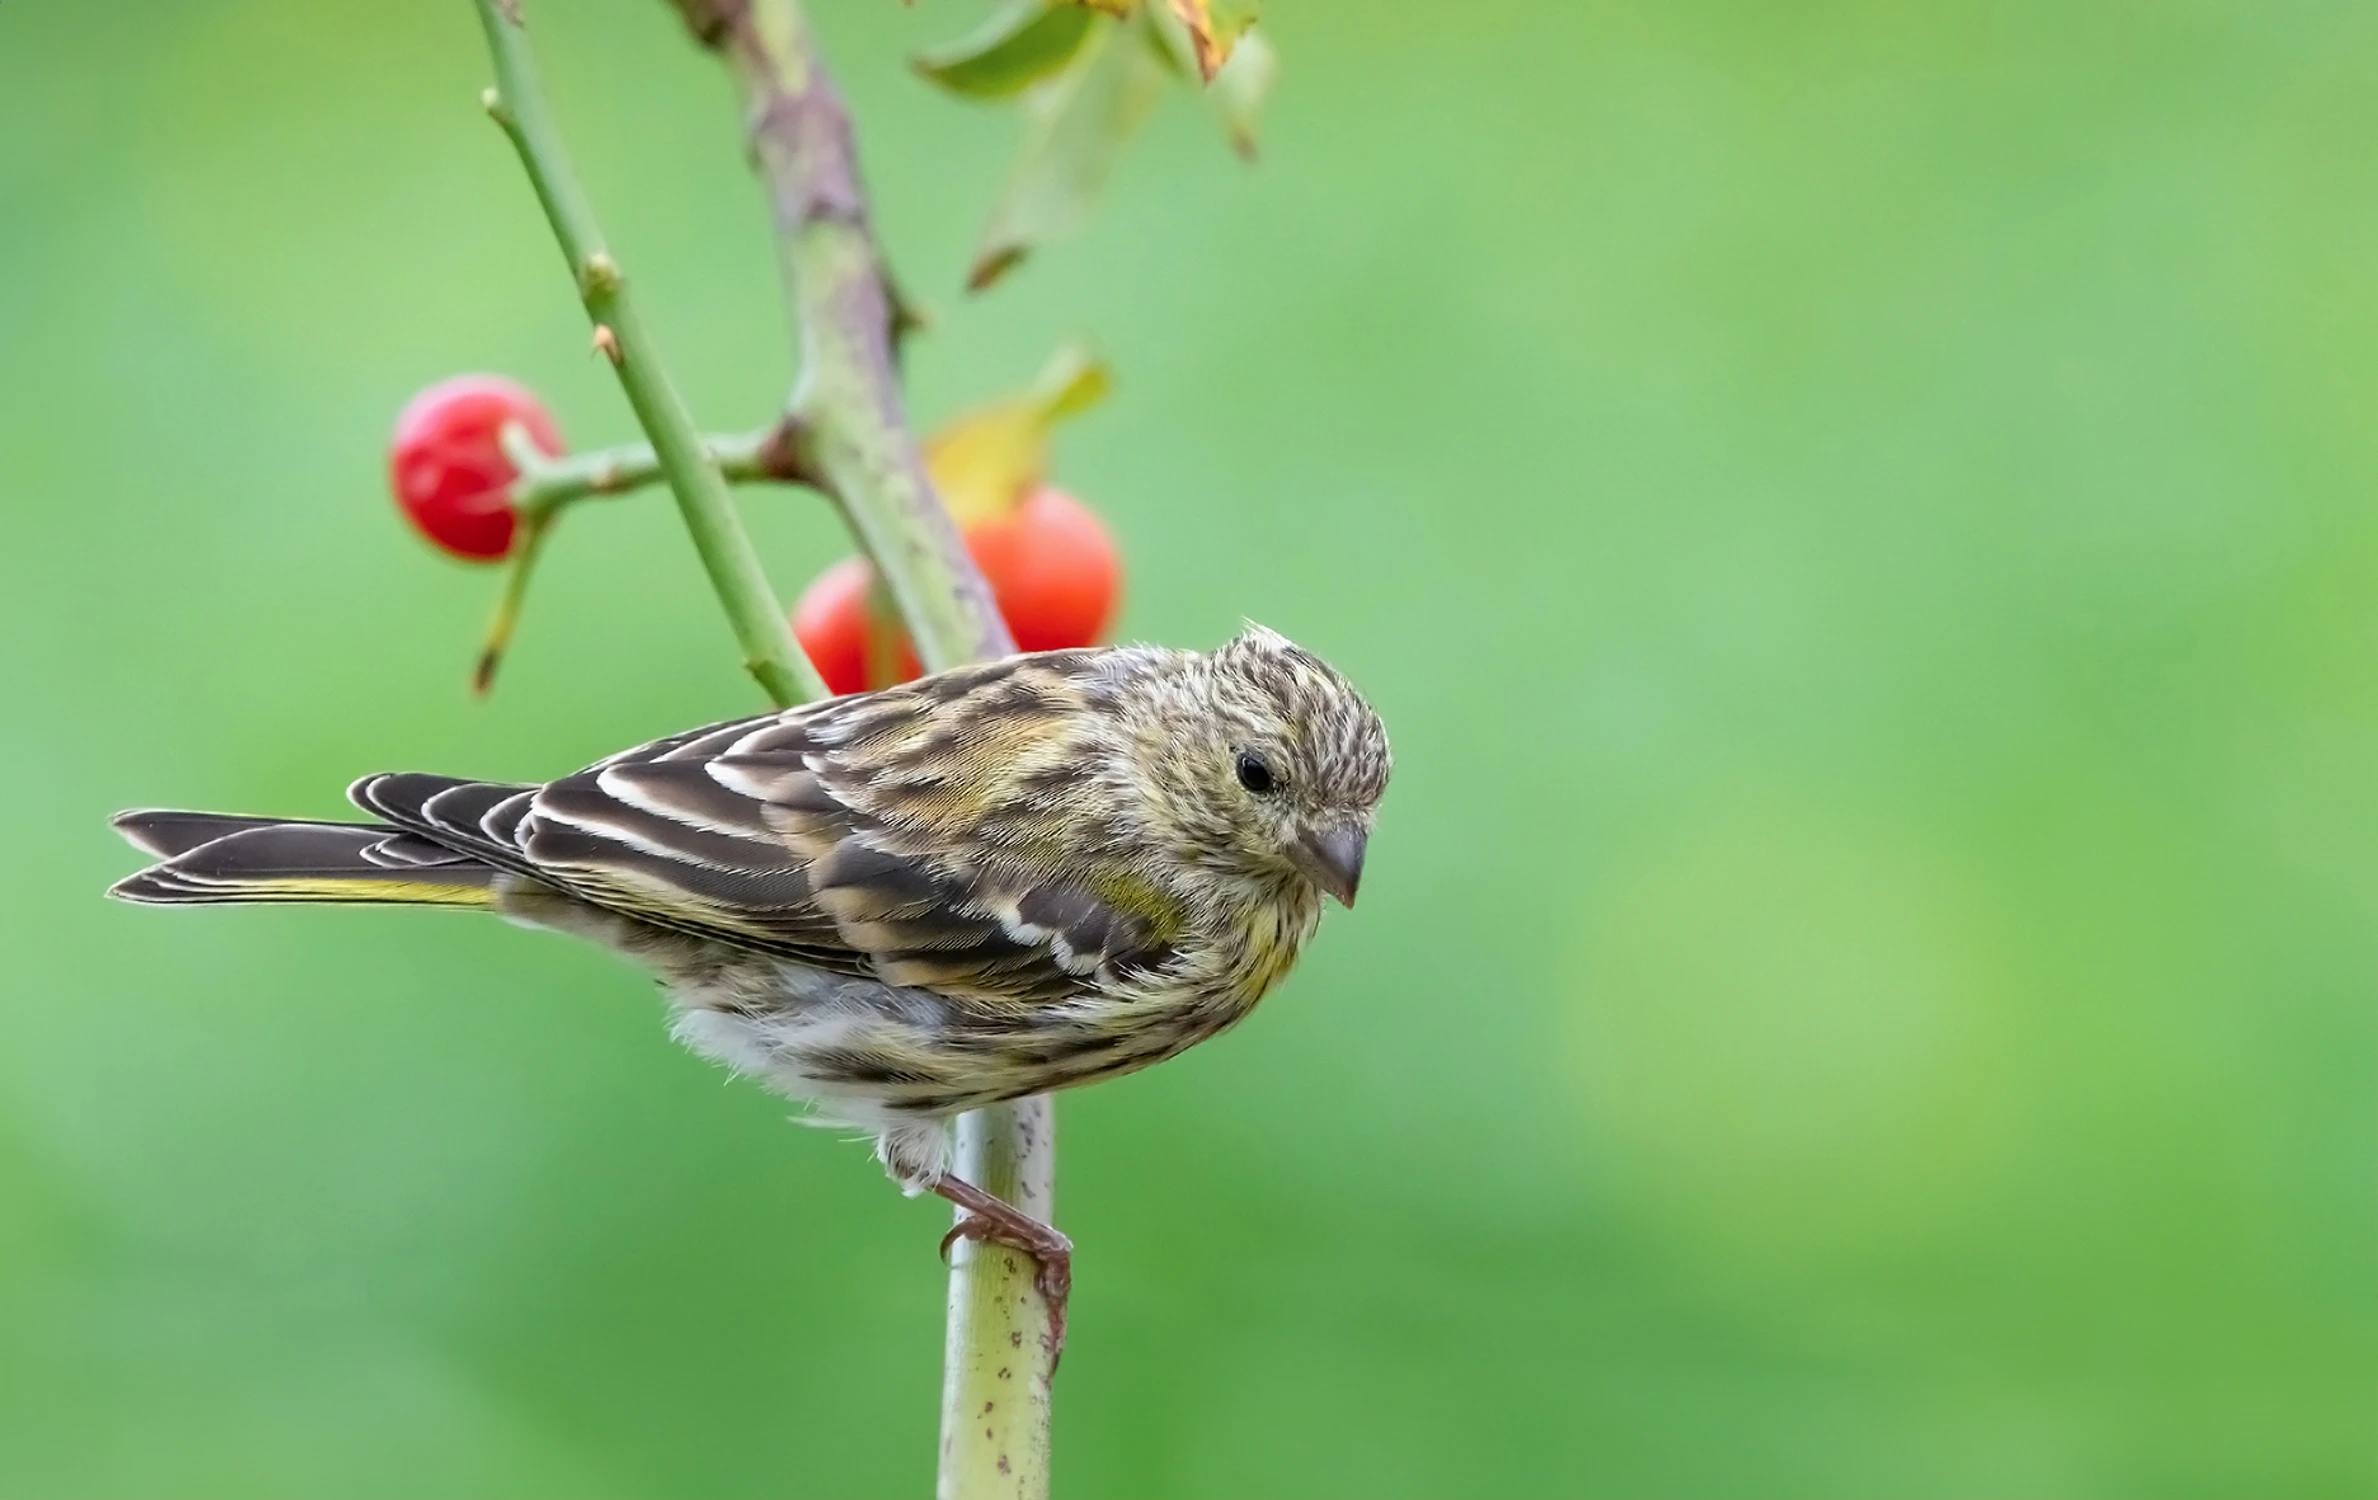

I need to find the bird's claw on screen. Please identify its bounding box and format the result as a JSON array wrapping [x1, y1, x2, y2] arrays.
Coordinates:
[[942, 1213, 1073, 1293], [932, 1178, 1073, 1367]]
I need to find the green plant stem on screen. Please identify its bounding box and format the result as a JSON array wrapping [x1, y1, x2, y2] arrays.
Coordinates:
[[474, 0, 826, 708], [666, 4, 1055, 1496], [506, 426, 797, 519]]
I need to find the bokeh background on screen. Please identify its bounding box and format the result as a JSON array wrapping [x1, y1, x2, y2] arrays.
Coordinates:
[[4, 1, 2374, 1495]]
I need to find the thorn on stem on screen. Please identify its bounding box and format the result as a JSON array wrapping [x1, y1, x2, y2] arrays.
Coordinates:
[[492, 0, 524, 25], [591, 323, 622, 365], [664, 0, 733, 49], [884, 270, 928, 359], [480, 86, 509, 123], [967, 246, 1026, 294]]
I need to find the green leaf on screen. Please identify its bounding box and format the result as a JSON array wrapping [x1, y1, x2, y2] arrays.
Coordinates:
[[968, 18, 1170, 291], [913, 0, 1101, 100]]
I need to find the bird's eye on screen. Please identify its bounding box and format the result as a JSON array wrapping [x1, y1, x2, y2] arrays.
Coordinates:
[[1234, 750, 1279, 796]]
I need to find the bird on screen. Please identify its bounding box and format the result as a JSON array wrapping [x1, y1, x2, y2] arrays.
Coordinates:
[[107, 626, 1390, 1355]]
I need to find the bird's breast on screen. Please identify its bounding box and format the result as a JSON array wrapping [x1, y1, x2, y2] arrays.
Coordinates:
[[657, 885, 1323, 1122]]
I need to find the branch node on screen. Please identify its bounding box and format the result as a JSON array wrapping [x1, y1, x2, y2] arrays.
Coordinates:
[[755, 414, 827, 490], [580, 252, 623, 299], [496, 419, 550, 481]]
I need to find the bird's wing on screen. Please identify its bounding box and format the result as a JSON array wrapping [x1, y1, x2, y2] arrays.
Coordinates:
[[351, 655, 1181, 1006]]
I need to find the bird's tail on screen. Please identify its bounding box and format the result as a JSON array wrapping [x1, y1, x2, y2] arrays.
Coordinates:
[[108, 809, 498, 908]]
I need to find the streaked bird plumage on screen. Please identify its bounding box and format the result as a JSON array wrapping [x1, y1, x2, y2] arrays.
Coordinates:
[[110, 628, 1390, 1197]]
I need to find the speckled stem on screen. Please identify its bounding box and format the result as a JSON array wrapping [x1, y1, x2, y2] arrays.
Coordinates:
[[661, 4, 1058, 1497], [939, 1099, 1058, 1499]]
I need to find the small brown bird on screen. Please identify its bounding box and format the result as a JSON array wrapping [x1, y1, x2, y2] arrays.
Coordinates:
[[109, 627, 1390, 1349]]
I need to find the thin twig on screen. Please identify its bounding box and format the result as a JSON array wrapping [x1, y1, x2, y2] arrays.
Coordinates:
[[665, 4, 1057, 1496], [473, 505, 555, 696], [506, 424, 817, 518], [474, 0, 827, 707]]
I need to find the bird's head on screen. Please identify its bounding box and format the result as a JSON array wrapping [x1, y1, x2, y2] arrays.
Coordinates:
[[1111, 626, 1390, 908]]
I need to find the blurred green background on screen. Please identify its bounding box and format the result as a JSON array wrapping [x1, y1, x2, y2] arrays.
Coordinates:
[[4, 0, 2373, 1495]]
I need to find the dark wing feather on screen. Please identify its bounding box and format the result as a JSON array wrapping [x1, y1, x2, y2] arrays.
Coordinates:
[[349, 658, 1182, 1004]]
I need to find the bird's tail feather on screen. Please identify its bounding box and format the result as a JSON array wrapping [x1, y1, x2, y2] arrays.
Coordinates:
[[108, 810, 497, 907]]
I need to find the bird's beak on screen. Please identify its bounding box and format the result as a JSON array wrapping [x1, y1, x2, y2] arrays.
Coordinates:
[[1289, 822, 1367, 908]]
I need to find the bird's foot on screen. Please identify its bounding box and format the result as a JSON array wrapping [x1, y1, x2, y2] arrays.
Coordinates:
[[933, 1174, 1072, 1366]]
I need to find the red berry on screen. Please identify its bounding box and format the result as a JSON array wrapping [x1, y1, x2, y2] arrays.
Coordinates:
[[389, 375, 562, 562], [791, 486, 1121, 694], [972, 487, 1120, 654], [793, 556, 912, 696]]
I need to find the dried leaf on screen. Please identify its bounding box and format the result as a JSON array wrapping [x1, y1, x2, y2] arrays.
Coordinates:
[[968, 19, 1169, 291], [1163, 0, 1260, 80], [1144, 3, 1273, 158], [913, 0, 1099, 100]]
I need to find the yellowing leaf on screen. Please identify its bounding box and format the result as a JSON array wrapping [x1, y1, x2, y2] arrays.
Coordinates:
[[1028, 344, 1115, 424], [925, 347, 1113, 526]]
